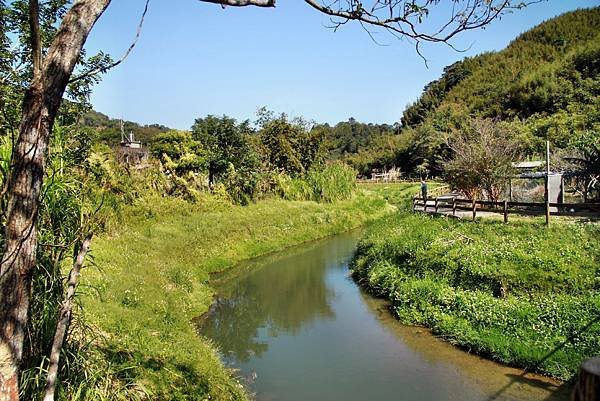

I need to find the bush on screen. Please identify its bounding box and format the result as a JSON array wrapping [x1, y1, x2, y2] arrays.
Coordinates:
[[307, 162, 356, 202], [444, 119, 518, 201], [274, 173, 314, 201], [274, 162, 356, 203]]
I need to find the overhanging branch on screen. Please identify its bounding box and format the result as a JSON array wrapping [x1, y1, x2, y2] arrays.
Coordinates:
[[303, 0, 545, 44], [199, 0, 276, 7], [69, 0, 150, 84]]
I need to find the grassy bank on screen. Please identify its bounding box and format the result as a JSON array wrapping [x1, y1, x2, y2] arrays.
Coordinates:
[[352, 211, 600, 380], [81, 185, 406, 400]]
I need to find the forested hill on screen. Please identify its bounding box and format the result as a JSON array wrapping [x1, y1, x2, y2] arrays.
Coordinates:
[[313, 119, 400, 174], [403, 7, 600, 126], [341, 7, 600, 177], [82, 110, 171, 145]]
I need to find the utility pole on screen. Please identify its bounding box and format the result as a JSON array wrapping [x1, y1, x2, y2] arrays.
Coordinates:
[[545, 140, 550, 226]]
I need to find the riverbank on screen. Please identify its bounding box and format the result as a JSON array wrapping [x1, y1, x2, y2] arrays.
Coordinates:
[[351, 211, 600, 380], [199, 228, 569, 401], [81, 185, 408, 400]]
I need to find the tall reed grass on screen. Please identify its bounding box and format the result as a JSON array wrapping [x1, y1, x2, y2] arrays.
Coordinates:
[[276, 162, 356, 202]]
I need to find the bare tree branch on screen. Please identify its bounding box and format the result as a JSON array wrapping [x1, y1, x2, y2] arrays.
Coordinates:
[[42, 233, 93, 401], [303, 0, 545, 44], [199, 0, 276, 7], [69, 0, 150, 84]]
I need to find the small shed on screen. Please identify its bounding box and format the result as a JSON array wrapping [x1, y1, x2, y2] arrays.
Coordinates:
[[509, 160, 564, 208], [115, 120, 148, 166], [370, 167, 401, 182]]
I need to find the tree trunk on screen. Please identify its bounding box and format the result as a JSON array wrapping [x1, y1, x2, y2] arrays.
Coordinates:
[[43, 234, 93, 401], [0, 2, 111, 400], [572, 357, 600, 401], [0, 80, 48, 401]]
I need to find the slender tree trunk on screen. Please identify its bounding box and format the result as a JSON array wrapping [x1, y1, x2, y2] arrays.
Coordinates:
[[43, 234, 93, 401], [0, 2, 111, 400]]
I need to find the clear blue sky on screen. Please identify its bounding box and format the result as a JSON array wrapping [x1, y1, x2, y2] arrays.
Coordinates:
[[85, 1, 600, 130]]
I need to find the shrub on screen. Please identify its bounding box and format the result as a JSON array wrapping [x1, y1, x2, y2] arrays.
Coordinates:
[[307, 162, 356, 202], [273, 162, 356, 202], [444, 118, 518, 201]]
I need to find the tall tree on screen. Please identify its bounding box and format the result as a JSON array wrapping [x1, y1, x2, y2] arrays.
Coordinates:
[[444, 118, 518, 201], [0, 1, 541, 399], [192, 115, 254, 185], [259, 114, 322, 176]]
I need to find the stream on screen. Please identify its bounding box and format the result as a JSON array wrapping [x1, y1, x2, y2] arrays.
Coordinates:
[[197, 231, 570, 401]]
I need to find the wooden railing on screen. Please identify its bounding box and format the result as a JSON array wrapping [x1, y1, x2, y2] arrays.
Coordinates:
[[413, 195, 600, 222]]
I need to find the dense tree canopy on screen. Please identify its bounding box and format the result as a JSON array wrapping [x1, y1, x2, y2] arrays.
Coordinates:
[[191, 115, 256, 184], [258, 112, 322, 176]]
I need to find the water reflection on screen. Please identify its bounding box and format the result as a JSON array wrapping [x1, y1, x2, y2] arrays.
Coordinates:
[[197, 232, 569, 401], [199, 234, 358, 363], [358, 292, 570, 401]]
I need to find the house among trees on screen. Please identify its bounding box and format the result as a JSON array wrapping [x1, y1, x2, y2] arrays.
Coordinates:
[[116, 120, 149, 166], [370, 167, 401, 182]]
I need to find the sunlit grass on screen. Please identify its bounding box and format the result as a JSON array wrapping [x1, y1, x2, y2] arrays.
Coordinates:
[[82, 184, 417, 400], [352, 211, 600, 380]]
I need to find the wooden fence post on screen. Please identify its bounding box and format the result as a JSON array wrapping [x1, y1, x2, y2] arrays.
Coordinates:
[[472, 199, 477, 221], [452, 197, 456, 217], [503, 200, 508, 224], [572, 357, 600, 401], [424, 197, 427, 212], [545, 140, 551, 226], [435, 197, 439, 213]]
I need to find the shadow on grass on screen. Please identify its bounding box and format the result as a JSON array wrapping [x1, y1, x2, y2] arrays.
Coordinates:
[[485, 313, 600, 401], [98, 346, 214, 400]]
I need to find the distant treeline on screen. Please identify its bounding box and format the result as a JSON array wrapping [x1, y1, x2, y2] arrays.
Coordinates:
[[79, 8, 600, 183], [82, 110, 171, 145]]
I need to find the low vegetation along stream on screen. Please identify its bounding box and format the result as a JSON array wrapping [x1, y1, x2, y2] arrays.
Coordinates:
[[198, 230, 570, 401]]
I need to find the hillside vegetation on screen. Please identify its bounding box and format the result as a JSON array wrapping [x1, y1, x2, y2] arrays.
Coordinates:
[[330, 7, 600, 176]]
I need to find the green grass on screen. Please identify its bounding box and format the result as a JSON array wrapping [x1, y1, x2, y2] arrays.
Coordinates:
[[81, 184, 414, 400], [352, 211, 600, 380]]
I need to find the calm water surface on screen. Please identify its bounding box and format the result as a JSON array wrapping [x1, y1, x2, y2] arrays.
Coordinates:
[[197, 231, 569, 401]]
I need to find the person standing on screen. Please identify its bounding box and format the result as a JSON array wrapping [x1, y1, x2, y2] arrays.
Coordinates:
[[421, 179, 428, 202]]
